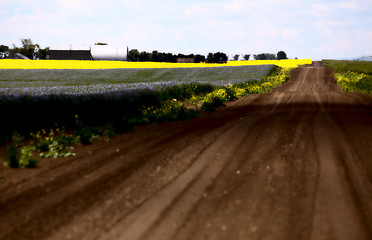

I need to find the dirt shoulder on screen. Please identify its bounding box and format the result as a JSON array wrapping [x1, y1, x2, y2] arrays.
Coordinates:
[[1, 63, 372, 240]]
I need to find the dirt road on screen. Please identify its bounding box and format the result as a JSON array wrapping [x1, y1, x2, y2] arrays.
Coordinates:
[[1, 62, 372, 240]]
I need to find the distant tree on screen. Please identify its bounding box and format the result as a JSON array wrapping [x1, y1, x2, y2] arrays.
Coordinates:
[[254, 53, 276, 60], [217, 52, 228, 63], [21, 39, 38, 59], [139, 51, 151, 61], [128, 49, 205, 63], [151, 50, 160, 62], [194, 54, 205, 63], [0, 45, 9, 52], [128, 49, 140, 61], [254, 53, 266, 60], [165, 52, 177, 62], [9, 38, 49, 59], [156, 52, 165, 62], [206, 52, 227, 63], [206, 53, 214, 63], [277, 51, 287, 60], [244, 54, 250, 60], [36, 47, 49, 59], [207, 53, 213, 62], [233, 54, 239, 61], [0, 45, 9, 59], [95, 42, 108, 45], [21, 38, 33, 48], [266, 53, 276, 60], [10, 38, 43, 59]]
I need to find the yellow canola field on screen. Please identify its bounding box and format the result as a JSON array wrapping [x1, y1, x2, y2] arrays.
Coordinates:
[[0, 59, 312, 69]]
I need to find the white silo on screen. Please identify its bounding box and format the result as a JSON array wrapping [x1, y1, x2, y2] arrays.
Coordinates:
[[90, 45, 128, 61]]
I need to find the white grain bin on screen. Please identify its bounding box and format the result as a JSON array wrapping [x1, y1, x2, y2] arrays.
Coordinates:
[[90, 45, 128, 61]]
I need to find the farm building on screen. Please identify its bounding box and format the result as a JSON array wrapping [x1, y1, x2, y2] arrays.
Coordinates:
[[4, 53, 29, 59], [48, 44, 128, 61], [91, 45, 128, 61], [48, 45, 92, 60], [228, 54, 245, 61], [176, 58, 195, 63]]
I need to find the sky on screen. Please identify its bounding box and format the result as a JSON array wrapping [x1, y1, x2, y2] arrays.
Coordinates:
[[1, 0, 372, 60]]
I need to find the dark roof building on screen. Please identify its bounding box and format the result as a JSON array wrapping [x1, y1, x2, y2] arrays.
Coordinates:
[[48, 44, 128, 61], [48, 45, 92, 60], [4, 53, 29, 59]]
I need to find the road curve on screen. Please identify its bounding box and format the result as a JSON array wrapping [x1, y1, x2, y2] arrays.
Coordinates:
[[1, 62, 372, 240]]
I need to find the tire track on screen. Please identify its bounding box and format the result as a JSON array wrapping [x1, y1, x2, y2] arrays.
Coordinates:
[[103, 118, 255, 240], [311, 92, 369, 240]]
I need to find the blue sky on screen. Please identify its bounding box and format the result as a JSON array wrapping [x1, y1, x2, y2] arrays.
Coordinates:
[[1, 0, 371, 60]]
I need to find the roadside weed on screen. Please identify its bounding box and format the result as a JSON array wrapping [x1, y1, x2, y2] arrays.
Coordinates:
[[334, 72, 371, 93], [18, 145, 38, 168], [7, 133, 37, 168], [39, 140, 76, 158], [31, 126, 77, 158], [200, 67, 292, 112], [141, 99, 199, 124], [323, 59, 372, 94], [201, 89, 228, 112]]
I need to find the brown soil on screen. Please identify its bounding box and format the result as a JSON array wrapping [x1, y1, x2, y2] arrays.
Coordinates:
[[1, 62, 372, 240]]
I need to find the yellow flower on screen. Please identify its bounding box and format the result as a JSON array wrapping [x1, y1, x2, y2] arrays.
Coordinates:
[[0, 59, 312, 69]]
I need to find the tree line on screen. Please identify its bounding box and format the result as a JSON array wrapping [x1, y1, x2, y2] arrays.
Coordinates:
[[127, 50, 236, 64], [254, 51, 287, 60], [127, 50, 287, 62], [0, 39, 49, 59], [1, 39, 288, 62], [128, 49, 208, 63]]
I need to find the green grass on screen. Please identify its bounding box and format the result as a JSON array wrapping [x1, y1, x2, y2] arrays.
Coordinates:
[[322, 60, 372, 94], [322, 60, 372, 75]]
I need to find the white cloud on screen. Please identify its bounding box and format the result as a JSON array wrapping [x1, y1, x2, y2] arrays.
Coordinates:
[[309, 2, 333, 17], [57, 0, 101, 15], [121, 22, 167, 50], [58, 0, 87, 8], [328, 20, 349, 27], [309, 0, 366, 18], [339, 39, 353, 51], [338, 2, 363, 10], [311, 26, 372, 59], [224, 0, 304, 13], [184, 4, 208, 16], [224, 0, 246, 12], [281, 28, 299, 40]]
